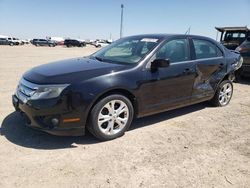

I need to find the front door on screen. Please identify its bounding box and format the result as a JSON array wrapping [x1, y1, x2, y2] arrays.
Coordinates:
[[139, 38, 196, 116]]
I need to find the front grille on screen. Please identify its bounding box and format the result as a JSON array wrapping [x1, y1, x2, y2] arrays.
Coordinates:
[[16, 78, 37, 103]]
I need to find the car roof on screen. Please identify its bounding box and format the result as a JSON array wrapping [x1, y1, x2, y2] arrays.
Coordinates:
[[215, 26, 250, 32], [125, 34, 215, 41]]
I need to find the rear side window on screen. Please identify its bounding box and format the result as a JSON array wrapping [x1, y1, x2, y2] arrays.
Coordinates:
[[193, 39, 223, 59]]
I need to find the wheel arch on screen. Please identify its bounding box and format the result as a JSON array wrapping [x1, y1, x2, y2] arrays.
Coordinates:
[[216, 72, 233, 88], [85, 88, 138, 125]]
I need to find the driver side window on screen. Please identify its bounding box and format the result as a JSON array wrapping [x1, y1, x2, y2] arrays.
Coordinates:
[[155, 39, 190, 63]]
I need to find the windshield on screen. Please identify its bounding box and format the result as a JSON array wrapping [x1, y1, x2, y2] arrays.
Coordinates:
[[91, 36, 161, 64]]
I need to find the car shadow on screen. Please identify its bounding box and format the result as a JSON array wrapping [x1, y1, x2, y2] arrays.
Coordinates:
[[130, 102, 207, 131], [0, 103, 208, 150]]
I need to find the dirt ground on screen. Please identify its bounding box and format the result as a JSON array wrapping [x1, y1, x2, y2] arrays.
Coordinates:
[[0, 45, 250, 188]]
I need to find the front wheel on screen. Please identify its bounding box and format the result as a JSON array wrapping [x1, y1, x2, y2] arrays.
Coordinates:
[[211, 80, 233, 107], [88, 94, 134, 141]]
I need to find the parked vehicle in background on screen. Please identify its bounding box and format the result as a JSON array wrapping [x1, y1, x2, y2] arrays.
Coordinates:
[[0, 38, 13, 45], [94, 40, 111, 48], [85, 39, 95, 45], [215, 26, 250, 50], [48, 37, 65, 45], [64, 39, 86, 47], [216, 26, 250, 78], [21, 39, 30, 44], [7, 37, 22, 45], [236, 37, 250, 77], [32, 39, 57, 47], [13, 34, 242, 141]]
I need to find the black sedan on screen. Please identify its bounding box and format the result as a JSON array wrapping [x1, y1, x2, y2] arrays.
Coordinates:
[[13, 34, 242, 140], [64, 39, 86, 47]]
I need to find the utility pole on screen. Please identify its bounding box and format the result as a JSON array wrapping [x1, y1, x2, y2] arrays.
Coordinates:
[[120, 4, 124, 38]]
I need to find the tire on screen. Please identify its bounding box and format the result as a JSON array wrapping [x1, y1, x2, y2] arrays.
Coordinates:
[[210, 80, 233, 107], [9, 43, 14, 46], [88, 94, 134, 141]]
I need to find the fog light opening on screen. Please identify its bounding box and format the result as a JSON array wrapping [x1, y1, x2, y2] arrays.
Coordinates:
[[51, 118, 59, 126]]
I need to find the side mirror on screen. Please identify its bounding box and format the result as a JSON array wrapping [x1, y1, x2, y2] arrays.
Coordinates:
[[151, 59, 170, 70]]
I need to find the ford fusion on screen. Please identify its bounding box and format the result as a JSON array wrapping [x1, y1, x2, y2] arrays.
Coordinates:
[[13, 34, 242, 140]]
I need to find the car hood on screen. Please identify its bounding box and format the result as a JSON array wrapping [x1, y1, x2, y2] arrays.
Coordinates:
[[23, 57, 129, 84]]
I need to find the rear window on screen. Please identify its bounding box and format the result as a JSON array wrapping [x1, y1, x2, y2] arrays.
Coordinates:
[[224, 32, 246, 41]]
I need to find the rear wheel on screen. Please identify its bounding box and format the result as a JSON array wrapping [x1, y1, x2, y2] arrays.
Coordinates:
[[211, 80, 233, 107], [88, 94, 134, 141]]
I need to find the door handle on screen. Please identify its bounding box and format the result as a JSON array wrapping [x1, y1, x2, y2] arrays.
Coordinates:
[[219, 63, 224, 68], [183, 68, 191, 74]]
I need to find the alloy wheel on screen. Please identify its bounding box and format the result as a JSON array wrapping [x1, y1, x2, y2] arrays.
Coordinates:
[[98, 100, 129, 135], [219, 83, 232, 106]]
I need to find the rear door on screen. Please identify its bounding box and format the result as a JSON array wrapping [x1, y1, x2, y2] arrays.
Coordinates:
[[190, 38, 226, 102]]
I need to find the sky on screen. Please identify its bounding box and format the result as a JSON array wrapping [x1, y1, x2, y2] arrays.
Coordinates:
[[0, 0, 249, 40]]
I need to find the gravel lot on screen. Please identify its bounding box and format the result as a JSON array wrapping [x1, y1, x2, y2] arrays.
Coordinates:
[[0, 45, 250, 187]]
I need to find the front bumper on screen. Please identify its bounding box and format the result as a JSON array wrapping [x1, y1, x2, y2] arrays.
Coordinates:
[[12, 94, 85, 136]]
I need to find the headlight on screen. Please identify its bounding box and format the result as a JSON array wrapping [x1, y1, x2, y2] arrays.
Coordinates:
[[30, 84, 69, 100], [233, 56, 243, 70], [235, 46, 242, 52]]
